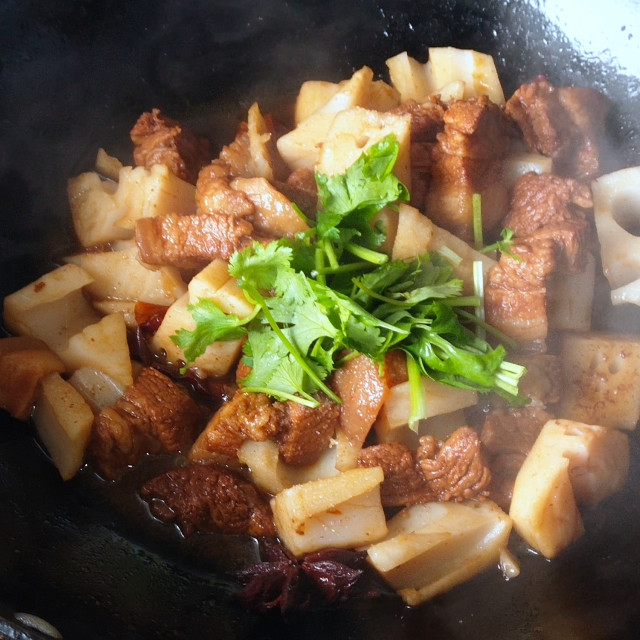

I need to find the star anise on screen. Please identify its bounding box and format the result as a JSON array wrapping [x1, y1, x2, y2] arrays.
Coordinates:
[[234, 543, 372, 613]]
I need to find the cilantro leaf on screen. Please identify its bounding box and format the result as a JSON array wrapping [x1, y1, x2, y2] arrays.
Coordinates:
[[315, 134, 409, 249], [171, 299, 249, 364]]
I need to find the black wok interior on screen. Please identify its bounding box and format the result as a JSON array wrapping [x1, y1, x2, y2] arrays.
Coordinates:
[[2, 1, 640, 638]]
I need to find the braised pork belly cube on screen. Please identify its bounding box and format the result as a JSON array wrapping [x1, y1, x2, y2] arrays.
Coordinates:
[[189, 391, 283, 464], [506, 78, 610, 181], [231, 177, 310, 238], [89, 367, 204, 480], [425, 96, 512, 242], [219, 102, 284, 181], [190, 390, 338, 468], [195, 162, 256, 217], [485, 238, 556, 344], [480, 406, 554, 509], [135, 211, 257, 271], [358, 427, 491, 507], [140, 463, 276, 538], [0, 336, 66, 420], [330, 354, 390, 459], [130, 108, 212, 184], [275, 398, 340, 467], [503, 172, 593, 241]]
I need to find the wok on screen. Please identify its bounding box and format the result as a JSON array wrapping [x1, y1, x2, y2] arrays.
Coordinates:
[[1, 0, 640, 638]]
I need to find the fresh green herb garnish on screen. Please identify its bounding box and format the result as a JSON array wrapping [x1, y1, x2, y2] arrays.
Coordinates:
[[472, 193, 484, 250], [172, 135, 526, 415], [480, 227, 518, 258]]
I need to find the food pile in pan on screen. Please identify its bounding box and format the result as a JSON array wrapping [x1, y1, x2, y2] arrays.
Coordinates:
[[2, 47, 639, 610]]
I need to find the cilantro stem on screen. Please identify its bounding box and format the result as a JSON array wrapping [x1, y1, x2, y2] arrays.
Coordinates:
[[314, 247, 327, 286], [445, 296, 481, 307], [494, 364, 526, 397], [241, 282, 342, 404], [240, 385, 320, 407], [406, 352, 427, 433], [344, 242, 389, 265], [351, 280, 412, 307], [472, 193, 483, 250], [473, 260, 486, 341], [315, 260, 372, 275], [454, 308, 518, 350], [323, 238, 339, 269], [437, 245, 463, 266]]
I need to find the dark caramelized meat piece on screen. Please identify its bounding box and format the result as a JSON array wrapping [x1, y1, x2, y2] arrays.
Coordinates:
[[392, 96, 445, 143], [330, 354, 390, 450], [416, 427, 491, 502], [358, 441, 428, 507], [425, 96, 512, 242], [505, 172, 593, 272], [140, 463, 275, 537], [130, 108, 211, 184], [481, 406, 553, 509], [190, 391, 282, 461], [358, 427, 491, 506], [506, 78, 610, 181], [195, 162, 256, 217], [485, 237, 556, 344], [135, 211, 256, 270], [274, 397, 340, 466], [89, 367, 204, 480], [505, 172, 592, 239]]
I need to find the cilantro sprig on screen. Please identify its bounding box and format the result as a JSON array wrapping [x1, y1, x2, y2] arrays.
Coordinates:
[[171, 134, 526, 415]]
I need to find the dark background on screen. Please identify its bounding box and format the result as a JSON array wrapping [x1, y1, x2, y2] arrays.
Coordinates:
[[1, 1, 640, 638]]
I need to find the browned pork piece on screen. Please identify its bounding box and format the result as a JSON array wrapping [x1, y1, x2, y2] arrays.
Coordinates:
[[425, 96, 513, 242], [330, 354, 391, 451], [218, 120, 256, 178], [135, 211, 256, 270], [130, 108, 212, 184], [504, 172, 593, 272], [511, 353, 562, 407], [480, 406, 554, 509], [504, 172, 593, 239], [189, 390, 339, 467], [485, 172, 594, 344], [556, 87, 610, 181], [196, 161, 310, 238], [139, 463, 276, 537], [358, 426, 491, 506], [195, 161, 256, 217], [190, 391, 282, 462], [275, 167, 319, 219], [485, 237, 556, 344], [505, 77, 610, 181], [89, 367, 205, 480], [275, 398, 340, 466], [0, 336, 66, 421], [392, 97, 445, 207]]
